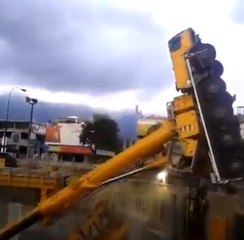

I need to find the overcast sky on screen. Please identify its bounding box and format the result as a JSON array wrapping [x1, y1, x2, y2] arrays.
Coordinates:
[[0, 0, 243, 114]]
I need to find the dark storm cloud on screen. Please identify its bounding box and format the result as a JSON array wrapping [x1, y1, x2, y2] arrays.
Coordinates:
[[0, 0, 172, 96], [231, 0, 244, 23]]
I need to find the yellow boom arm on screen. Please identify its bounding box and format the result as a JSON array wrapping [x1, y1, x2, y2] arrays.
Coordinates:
[[2, 27, 234, 239], [0, 120, 176, 240]]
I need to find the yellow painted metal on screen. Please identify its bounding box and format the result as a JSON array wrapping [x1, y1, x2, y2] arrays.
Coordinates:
[[37, 119, 176, 219], [0, 28, 208, 238], [144, 155, 169, 169], [173, 95, 195, 114], [175, 110, 199, 139], [0, 173, 59, 201], [65, 175, 78, 186], [172, 93, 200, 163], [65, 155, 169, 186], [180, 139, 198, 157], [168, 28, 196, 90], [209, 216, 228, 240], [0, 158, 5, 168], [136, 118, 165, 138], [0, 173, 58, 189]]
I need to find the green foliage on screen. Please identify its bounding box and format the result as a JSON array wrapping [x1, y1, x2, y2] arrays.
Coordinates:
[[80, 114, 122, 153]]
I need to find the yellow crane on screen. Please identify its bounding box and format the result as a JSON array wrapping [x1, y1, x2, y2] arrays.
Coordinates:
[[0, 27, 243, 240]]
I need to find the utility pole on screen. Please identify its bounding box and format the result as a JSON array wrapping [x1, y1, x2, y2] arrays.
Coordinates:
[[26, 97, 38, 160]]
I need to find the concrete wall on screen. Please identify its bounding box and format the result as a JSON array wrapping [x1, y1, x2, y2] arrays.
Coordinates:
[[0, 180, 243, 240], [84, 179, 188, 239], [84, 180, 244, 240]]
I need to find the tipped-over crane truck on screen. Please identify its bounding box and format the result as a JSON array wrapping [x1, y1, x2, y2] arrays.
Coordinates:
[[0, 28, 244, 240]]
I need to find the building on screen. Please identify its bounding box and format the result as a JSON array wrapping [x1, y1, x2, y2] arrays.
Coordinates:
[[45, 116, 93, 162], [0, 120, 46, 158]]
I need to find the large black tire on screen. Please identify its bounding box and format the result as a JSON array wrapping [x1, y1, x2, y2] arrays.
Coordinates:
[[205, 105, 234, 123], [220, 117, 241, 133], [201, 43, 216, 61], [227, 155, 244, 177], [194, 43, 216, 63], [219, 132, 239, 148], [200, 77, 226, 99], [213, 106, 234, 120], [211, 60, 224, 77], [205, 91, 233, 106]]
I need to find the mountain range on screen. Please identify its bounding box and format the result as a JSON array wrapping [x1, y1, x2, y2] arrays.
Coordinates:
[[0, 95, 138, 140]]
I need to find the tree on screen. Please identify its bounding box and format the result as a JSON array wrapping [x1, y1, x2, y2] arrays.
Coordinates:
[[80, 114, 122, 153]]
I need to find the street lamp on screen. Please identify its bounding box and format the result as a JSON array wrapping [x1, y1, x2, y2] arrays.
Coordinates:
[[2, 87, 27, 153], [25, 97, 38, 160]]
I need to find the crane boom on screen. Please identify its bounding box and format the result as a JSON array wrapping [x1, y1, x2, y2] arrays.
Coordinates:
[[1, 27, 244, 240], [0, 120, 176, 240]]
